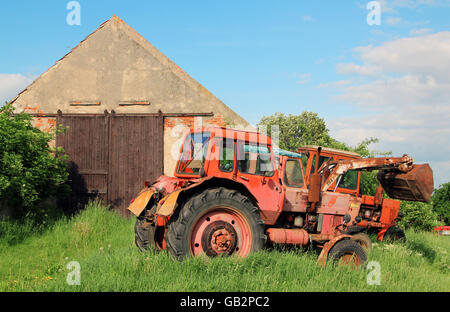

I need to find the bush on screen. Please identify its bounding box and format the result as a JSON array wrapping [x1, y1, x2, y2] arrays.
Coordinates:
[[399, 201, 441, 231], [0, 103, 69, 216]]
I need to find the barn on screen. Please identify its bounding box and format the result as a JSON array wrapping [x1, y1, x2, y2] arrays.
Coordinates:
[[10, 15, 251, 215]]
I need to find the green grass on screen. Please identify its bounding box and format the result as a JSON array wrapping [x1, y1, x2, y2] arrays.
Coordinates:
[[1, 201, 449, 292]]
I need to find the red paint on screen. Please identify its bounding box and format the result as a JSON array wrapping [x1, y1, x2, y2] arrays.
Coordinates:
[[190, 209, 252, 257], [267, 228, 309, 245]]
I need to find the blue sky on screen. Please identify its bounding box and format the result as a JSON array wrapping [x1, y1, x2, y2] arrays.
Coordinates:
[[1, 0, 449, 186]]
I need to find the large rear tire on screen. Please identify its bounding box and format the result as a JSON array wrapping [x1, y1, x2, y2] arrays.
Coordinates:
[[166, 187, 266, 260], [328, 239, 367, 267]]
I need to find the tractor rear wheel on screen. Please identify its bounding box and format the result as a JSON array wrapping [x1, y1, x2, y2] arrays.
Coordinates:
[[328, 239, 367, 267], [134, 217, 157, 251], [383, 226, 406, 243], [166, 187, 266, 260], [351, 233, 372, 251]]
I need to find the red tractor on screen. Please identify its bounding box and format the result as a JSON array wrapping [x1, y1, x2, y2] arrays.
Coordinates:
[[128, 127, 433, 266]]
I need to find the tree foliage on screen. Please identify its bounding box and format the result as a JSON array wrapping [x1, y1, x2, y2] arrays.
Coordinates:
[[257, 112, 338, 151], [431, 182, 450, 224], [0, 103, 69, 214], [257, 111, 390, 156]]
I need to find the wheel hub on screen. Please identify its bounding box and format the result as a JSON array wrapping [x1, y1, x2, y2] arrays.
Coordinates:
[[202, 221, 238, 256], [340, 253, 361, 266]]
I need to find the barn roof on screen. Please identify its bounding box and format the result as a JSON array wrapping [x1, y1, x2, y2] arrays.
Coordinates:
[[10, 15, 250, 127], [11, 15, 208, 104]]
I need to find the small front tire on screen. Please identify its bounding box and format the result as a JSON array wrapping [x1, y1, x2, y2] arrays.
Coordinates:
[[328, 239, 367, 267]]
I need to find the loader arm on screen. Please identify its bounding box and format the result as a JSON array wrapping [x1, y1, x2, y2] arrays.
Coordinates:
[[321, 154, 433, 202], [322, 155, 414, 191]]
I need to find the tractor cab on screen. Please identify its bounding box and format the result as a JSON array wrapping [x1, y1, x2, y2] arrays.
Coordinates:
[[174, 128, 277, 180], [298, 146, 362, 197]]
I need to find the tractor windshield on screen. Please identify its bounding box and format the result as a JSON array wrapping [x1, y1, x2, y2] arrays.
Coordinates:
[[337, 170, 358, 190], [177, 132, 211, 176]]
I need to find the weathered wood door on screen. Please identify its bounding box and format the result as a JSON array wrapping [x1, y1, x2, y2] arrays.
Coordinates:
[[108, 115, 164, 215], [56, 113, 164, 215]]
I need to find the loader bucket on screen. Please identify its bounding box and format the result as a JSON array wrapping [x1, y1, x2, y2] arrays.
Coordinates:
[[377, 164, 434, 202]]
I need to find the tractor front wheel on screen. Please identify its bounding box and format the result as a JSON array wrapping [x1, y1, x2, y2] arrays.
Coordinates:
[[328, 239, 367, 267], [166, 188, 266, 260]]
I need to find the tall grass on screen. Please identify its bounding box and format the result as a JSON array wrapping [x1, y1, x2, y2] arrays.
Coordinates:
[[0, 201, 449, 292]]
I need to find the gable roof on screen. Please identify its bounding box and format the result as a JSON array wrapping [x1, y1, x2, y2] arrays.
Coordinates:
[[10, 15, 250, 127]]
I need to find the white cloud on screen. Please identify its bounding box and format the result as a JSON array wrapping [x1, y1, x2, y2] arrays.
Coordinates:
[[409, 28, 433, 35], [0, 74, 34, 105], [326, 31, 450, 186], [336, 75, 450, 109], [317, 80, 353, 89], [336, 63, 381, 77], [340, 32, 450, 82]]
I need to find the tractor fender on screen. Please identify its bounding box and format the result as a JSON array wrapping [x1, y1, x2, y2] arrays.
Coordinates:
[[317, 234, 353, 267], [155, 177, 259, 218], [127, 187, 156, 217], [156, 189, 184, 217], [154, 179, 213, 218]]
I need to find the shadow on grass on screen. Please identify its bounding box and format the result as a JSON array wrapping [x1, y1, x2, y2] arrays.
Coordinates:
[[407, 241, 437, 263], [0, 198, 107, 247], [0, 205, 66, 247]]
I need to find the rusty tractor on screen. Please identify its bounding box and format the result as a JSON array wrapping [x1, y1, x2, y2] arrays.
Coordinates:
[[128, 127, 433, 266]]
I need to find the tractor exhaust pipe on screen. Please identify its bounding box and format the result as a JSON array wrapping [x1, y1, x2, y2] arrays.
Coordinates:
[[307, 146, 322, 212], [267, 228, 309, 246]]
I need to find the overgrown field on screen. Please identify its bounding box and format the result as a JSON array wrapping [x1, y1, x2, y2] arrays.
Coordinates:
[[1, 202, 449, 292]]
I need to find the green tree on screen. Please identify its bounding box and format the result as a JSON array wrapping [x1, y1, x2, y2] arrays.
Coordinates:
[[0, 103, 69, 215], [431, 182, 450, 224], [257, 112, 336, 151], [257, 111, 389, 195]]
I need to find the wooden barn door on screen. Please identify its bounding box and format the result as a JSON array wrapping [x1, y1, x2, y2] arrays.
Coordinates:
[[109, 114, 164, 215], [56, 114, 109, 213], [56, 113, 164, 215]]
